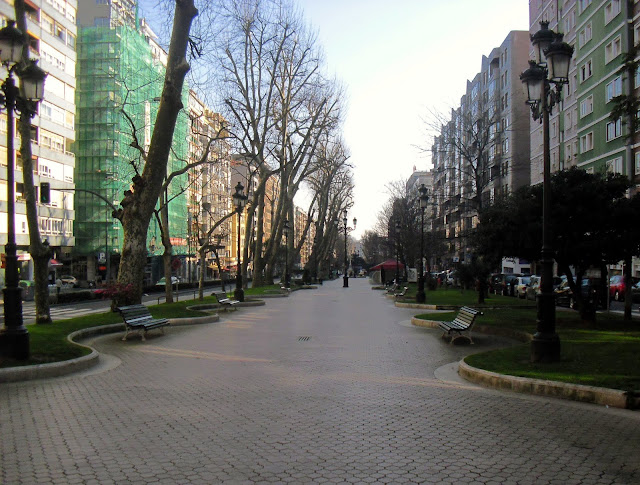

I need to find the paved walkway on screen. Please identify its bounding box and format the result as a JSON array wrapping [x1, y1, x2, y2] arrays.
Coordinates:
[[1, 278, 639, 484]]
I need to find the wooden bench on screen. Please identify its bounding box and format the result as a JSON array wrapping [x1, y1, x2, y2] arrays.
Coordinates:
[[394, 286, 408, 300], [386, 283, 399, 294], [438, 306, 483, 344], [213, 291, 240, 311], [116, 304, 169, 341]]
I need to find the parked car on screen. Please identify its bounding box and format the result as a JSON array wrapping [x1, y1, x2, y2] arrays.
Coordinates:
[[514, 276, 531, 299], [59, 275, 78, 287], [156, 276, 180, 287], [525, 276, 540, 300], [555, 277, 606, 309], [608, 275, 638, 302], [632, 281, 640, 302], [494, 273, 522, 296]]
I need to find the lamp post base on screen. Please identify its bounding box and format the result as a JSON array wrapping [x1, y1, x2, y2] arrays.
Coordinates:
[[530, 332, 560, 363], [343, 275, 349, 288], [0, 285, 28, 360], [234, 287, 244, 302], [0, 329, 29, 360], [416, 290, 425, 303]]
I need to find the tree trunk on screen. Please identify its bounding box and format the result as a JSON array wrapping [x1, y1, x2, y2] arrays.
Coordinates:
[[198, 247, 206, 300], [624, 256, 632, 320], [114, 1, 197, 306], [160, 194, 174, 303], [14, 0, 52, 324]]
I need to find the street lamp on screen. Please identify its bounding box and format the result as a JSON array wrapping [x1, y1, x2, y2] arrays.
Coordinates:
[[232, 181, 247, 302], [520, 21, 573, 363], [335, 210, 356, 287], [416, 184, 429, 303], [283, 219, 290, 289], [0, 21, 47, 360], [394, 220, 401, 285]]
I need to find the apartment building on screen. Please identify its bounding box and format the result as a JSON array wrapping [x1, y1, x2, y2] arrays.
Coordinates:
[[431, 30, 530, 267], [75, 1, 189, 284], [0, 0, 77, 286], [575, 0, 632, 175], [187, 90, 231, 281], [531, 0, 640, 277], [294, 205, 314, 271]]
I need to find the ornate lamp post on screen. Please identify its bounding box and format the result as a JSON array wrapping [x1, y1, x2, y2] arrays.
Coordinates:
[[416, 184, 429, 303], [232, 181, 247, 302], [283, 219, 290, 289], [520, 21, 573, 363], [0, 21, 47, 360], [394, 220, 401, 285]]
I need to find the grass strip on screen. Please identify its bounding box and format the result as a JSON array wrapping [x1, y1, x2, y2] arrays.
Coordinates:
[[414, 307, 640, 391]]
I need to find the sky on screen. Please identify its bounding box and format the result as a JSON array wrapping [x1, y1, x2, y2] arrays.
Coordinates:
[[138, 0, 530, 239]]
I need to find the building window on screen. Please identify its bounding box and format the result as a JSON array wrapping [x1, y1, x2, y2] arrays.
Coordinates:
[[606, 156, 623, 174], [606, 76, 623, 102], [604, 0, 621, 24], [579, 22, 592, 47], [565, 10, 576, 32], [580, 95, 593, 117], [605, 35, 622, 64], [580, 131, 594, 152], [579, 0, 592, 13], [635, 152, 640, 175], [580, 59, 592, 82], [606, 118, 622, 141]]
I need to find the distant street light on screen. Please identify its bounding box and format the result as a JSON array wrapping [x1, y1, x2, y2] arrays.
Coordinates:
[[520, 21, 573, 363], [394, 220, 401, 285], [0, 21, 47, 361], [416, 184, 429, 303], [283, 219, 290, 289], [232, 181, 247, 302], [335, 211, 356, 288]]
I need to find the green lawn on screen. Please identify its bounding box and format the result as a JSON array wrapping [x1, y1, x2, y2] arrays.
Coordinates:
[[0, 296, 216, 369], [415, 307, 640, 391], [401, 286, 533, 307]]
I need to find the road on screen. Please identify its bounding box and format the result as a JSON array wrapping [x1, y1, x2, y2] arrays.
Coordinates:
[[1, 277, 639, 484]]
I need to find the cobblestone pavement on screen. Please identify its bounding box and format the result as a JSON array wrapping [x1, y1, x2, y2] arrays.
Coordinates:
[[2, 278, 639, 484]]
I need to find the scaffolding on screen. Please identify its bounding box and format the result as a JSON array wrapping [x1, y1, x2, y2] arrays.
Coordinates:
[[75, 24, 189, 279]]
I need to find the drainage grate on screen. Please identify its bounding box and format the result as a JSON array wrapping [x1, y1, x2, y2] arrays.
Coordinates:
[[298, 336, 311, 341]]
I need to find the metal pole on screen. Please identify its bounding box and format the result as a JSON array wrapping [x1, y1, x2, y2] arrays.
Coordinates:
[[395, 235, 399, 285], [532, 81, 559, 362], [0, 74, 28, 360], [234, 208, 244, 301], [285, 229, 289, 288], [343, 222, 348, 287], [417, 208, 425, 303]]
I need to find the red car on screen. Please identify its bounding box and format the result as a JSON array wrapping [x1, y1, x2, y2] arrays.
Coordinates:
[[609, 275, 639, 301]]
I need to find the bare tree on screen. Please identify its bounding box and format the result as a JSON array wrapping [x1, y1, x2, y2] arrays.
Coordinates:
[[211, 0, 342, 287], [112, 1, 199, 305]]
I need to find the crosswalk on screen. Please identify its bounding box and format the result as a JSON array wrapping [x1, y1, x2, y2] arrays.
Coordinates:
[[0, 302, 110, 325]]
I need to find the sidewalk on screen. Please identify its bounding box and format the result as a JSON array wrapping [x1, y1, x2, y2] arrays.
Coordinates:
[[2, 278, 639, 484]]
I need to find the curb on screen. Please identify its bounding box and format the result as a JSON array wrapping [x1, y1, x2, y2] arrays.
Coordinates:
[[458, 360, 629, 409], [410, 316, 634, 409]]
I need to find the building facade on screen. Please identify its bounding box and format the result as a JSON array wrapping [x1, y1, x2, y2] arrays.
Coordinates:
[[431, 30, 531, 268], [531, 0, 640, 277], [0, 0, 77, 286], [75, 1, 189, 284]]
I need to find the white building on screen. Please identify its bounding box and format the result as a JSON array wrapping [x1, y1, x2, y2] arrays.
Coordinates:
[[0, 0, 77, 284]]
